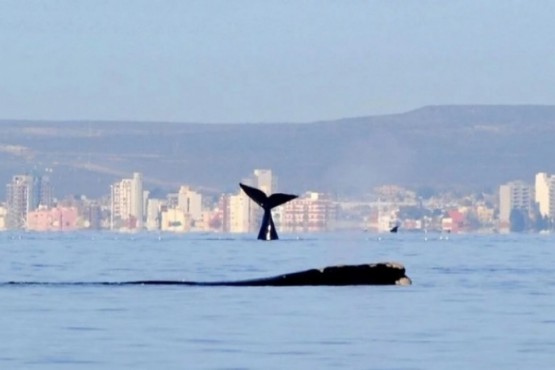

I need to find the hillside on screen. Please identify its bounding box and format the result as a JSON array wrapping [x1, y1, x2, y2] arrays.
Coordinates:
[[1, 105, 555, 198]]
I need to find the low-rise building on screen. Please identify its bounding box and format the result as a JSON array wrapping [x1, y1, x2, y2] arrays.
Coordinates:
[[160, 208, 189, 232], [26, 207, 79, 231], [282, 192, 336, 233]]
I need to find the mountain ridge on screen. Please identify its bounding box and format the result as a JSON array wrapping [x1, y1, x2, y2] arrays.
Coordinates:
[[1, 104, 554, 199]]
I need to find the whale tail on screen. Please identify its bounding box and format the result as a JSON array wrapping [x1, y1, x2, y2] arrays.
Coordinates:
[[239, 183, 298, 240]]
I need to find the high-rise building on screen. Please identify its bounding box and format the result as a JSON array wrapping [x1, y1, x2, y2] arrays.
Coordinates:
[[499, 181, 533, 223], [177, 186, 202, 221], [5, 173, 53, 229], [83, 201, 102, 230], [6, 175, 31, 229], [228, 191, 252, 233], [241, 169, 278, 232], [146, 198, 164, 231], [110, 178, 131, 229], [535, 172, 555, 219], [131, 172, 144, 229], [253, 169, 277, 195], [33, 174, 53, 209], [110, 172, 144, 230], [0, 206, 6, 230]]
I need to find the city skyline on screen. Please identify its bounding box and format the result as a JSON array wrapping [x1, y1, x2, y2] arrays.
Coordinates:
[[2, 167, 555, 234]]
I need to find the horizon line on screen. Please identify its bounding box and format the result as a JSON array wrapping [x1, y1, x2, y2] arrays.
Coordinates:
[[1, 103, 555, 125]]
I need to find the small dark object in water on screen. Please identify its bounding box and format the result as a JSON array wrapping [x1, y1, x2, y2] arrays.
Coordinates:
[[390, 225, 399, 233]]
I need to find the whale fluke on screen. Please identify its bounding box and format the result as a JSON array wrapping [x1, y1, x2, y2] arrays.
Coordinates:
[[239, 183, 297, 240], [4, 263, 411, 286]]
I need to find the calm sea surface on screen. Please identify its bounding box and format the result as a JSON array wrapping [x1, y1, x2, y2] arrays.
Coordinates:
[[0, 232, 554, 369]]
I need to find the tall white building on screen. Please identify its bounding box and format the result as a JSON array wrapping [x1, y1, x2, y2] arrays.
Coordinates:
[[253, 169, 277, 195], [227, 169, 287, 234], [145, 198, 164, 231], [110, 172, 144, 230], [241, 169, 278, 232], [177, 186, 202, 221], [535, 172, 555, 219], [228, 191, 252, 233], [131, 172, 144, 229], [6, 175, 32, 229], [499, 181, 533, 223], [0, 206, 6, 231]]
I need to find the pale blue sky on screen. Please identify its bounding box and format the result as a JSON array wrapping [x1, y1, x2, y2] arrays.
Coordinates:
[[1, 0, 554, 123]]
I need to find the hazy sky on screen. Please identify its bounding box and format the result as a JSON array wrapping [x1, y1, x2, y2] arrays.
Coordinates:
[[1, 0, 554, 123]]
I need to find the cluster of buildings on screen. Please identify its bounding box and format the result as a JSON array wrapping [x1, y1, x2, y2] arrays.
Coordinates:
[[2, 169, 555, 234], [4, 173, 56, 229], [0, 169, 336, 234], [498, 172, 555, 232], [341, 185, 496, 234]]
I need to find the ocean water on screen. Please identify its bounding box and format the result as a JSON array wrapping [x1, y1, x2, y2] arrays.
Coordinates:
[[0, 232, 554, 369]]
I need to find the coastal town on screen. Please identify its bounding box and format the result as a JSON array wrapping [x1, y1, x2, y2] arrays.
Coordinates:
[[1, 169, 552, 234]]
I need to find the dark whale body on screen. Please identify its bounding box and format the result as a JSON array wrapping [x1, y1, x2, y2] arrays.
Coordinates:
[[167, 262, 412, 286], [5, 263, 411, 287]]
